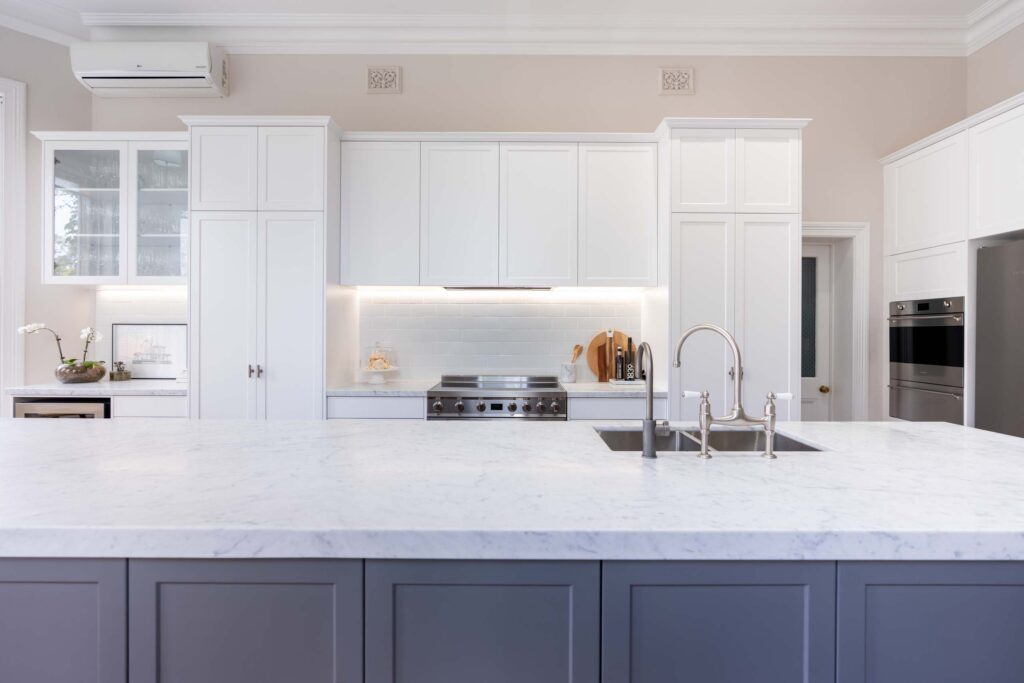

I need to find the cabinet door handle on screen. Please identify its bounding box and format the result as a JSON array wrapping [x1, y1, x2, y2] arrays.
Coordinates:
[[256, 365, 264, 378], [248, 364, 255, 378]]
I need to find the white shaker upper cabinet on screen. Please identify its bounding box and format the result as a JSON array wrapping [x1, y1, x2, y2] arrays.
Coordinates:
[[885, 242, 967, 302], [734, 214, 800, 420], [670, 130, 735, 212], [420, 142, 500, 286], [127, 140, 189, 284], [42, 140, 128, 285], [578, 143, 658, 287], [190, 126, 258, 211], [671, 214, 735, 421], [883, 131, 968, 255], [736, 129, 801, 213], [339, 141, 421, 285], [499, 143, 579, 287], [190, 211, 259, 419], [258, 212, 324, 420], [257, 127, 325, 211], [970, 105, 1024, 239]]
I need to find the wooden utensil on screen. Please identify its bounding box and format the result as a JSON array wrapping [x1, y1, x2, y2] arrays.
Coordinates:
[[570, 344, 584, 364], [586, 330, 634, 382]]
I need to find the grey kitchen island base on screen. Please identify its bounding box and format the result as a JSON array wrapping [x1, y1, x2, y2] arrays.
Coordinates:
[[4, 559, 1024, 682]]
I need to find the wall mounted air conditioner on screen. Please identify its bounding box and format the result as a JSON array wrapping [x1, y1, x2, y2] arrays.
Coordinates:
[[70, 42, 229, 98]]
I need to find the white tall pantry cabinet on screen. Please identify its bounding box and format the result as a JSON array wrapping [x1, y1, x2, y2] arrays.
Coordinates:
[[664, 120, 806, 422], [184, 116, 340, 419]]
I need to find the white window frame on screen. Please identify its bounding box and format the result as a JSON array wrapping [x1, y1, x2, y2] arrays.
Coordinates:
[[0, 77, 27, 418]]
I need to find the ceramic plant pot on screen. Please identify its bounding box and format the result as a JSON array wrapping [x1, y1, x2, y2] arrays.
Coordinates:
[[54, 363, 106, 384]]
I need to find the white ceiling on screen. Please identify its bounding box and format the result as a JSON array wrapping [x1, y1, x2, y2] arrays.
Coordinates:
[[1, 0, 1023, 55]]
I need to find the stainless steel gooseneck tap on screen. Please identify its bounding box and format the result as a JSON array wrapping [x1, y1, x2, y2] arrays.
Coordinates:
[[672, 324, 786, 459], [635, 341, 657, 460]]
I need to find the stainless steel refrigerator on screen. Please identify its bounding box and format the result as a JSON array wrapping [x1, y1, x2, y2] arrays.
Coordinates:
[[976, 240, 1024, 437]]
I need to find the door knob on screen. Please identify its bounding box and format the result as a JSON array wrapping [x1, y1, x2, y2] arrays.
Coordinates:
[[819, 385, 831, 394]]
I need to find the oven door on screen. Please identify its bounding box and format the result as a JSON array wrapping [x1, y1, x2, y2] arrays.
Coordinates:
[[889, 313, 964, 387], [888, 380, 963, 424]]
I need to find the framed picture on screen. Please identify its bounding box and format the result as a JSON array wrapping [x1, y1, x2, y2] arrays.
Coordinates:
[[111, 323, 187, 380]]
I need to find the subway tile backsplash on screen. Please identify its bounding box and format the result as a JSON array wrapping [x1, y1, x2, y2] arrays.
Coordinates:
[[357, 288, 643, 381]]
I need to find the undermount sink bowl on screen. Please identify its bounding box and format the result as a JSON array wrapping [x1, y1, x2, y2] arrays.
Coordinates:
[[596, 427, 820, 453]]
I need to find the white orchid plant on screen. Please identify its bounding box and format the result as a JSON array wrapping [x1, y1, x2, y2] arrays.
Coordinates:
[[18, 323, 105, 368]]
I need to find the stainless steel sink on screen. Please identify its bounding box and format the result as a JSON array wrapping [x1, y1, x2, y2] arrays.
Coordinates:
[[596, 427, 820, 453]]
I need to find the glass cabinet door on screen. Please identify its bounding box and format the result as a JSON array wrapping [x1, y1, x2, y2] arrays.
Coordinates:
[[130, 142, 189, 282], [46, 143, 127, 282]]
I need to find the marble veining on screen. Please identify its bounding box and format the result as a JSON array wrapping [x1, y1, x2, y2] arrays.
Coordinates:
[[0, 419, 1023, 561], [6, 379, 187, 397]]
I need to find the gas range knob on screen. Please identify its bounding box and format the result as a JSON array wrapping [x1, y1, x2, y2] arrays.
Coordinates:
[[508, 402, 518, 413], [432, 399, 444, 413], [522, 401, 533, 413], [476, 402, 486, 412], [454, 401, 465, 413], [536, 401, 547, 413], [550, 400, 561, 414]]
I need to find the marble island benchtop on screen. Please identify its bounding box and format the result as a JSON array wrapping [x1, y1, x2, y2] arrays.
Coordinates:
[[0, 419, 1021, 561], [327, 380, 667, 398], [5, 379, 187, 397]]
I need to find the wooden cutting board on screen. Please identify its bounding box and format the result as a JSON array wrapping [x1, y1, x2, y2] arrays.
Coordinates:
[[586, 330, 634, 382]]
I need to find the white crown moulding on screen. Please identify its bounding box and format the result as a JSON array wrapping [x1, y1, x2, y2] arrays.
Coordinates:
[[3, 0, 1024, 56]]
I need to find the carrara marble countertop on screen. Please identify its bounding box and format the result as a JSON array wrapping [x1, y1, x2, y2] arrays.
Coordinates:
[[326, 380, 666, 398], [5, 379, 186, 397], [0, 419, 1022, 561]]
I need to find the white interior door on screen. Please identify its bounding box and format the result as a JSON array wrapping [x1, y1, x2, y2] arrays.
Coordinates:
[[801, 243, 833, 420]]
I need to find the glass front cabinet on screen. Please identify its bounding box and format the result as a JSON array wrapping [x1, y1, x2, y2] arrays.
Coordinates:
[[38, 133, 188, 285]]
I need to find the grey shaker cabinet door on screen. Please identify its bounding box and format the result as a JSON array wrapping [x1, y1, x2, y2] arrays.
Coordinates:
[[365, 560, 600, 683], [837, 562, 1024, 683], [602, 561, 836, 683], [129, 559, 363, 683], [0, 558, 127, 683]]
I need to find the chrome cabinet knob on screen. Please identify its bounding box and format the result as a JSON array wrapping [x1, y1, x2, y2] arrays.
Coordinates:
[[508, 402, 518, 413]]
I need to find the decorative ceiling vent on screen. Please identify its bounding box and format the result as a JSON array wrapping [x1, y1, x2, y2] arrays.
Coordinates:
[[660, 67, 694, 96], [367, 66, 402, 94]]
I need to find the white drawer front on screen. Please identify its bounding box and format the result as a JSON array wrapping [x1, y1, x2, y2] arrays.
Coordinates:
[[568, 397, 668, 420], [327, 396, 425, 419], [112, 395, 188, 418]]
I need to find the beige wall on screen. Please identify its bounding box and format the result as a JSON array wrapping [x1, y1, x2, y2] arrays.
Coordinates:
[[967, 24, 1024, 115], [0, 26, 93, 384], [94, 53, 967, 417]]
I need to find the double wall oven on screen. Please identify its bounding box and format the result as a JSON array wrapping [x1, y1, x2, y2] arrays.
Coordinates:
[[888, 296, 964, 424]]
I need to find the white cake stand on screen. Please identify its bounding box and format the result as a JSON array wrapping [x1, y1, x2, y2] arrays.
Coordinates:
[[363, 367, 400, 385]]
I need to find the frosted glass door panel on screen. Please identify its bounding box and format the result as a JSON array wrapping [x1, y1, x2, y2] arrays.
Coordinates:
[[134, 147, 188, 280], [52, 149, 121, 278]]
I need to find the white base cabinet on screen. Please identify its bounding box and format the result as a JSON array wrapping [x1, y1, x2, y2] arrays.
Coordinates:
[[568, 397, 667, 421]]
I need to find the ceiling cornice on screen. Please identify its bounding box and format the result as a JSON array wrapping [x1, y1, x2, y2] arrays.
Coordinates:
[[966, 0, 1024, 53], [0, 0, 88, 44], [3, 2, 1024, 57]]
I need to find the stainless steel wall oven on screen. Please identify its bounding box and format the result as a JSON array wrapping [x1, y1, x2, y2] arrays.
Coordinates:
[[888, 297, 964, 424]]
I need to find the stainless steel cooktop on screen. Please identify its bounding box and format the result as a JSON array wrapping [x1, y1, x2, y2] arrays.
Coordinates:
[[426, 375, 567, 420]]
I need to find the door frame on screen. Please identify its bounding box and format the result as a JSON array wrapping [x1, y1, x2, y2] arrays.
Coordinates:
[[0, 77, 26, 419], [802, 222, 870, 420]]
